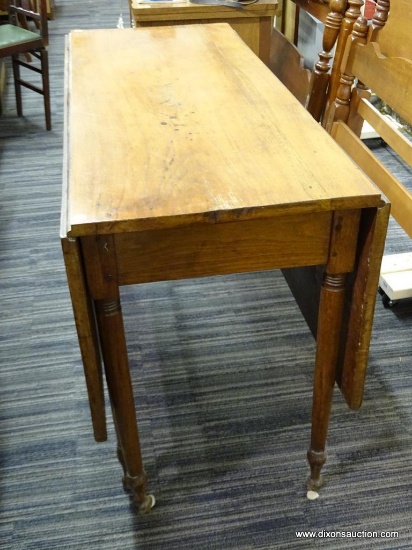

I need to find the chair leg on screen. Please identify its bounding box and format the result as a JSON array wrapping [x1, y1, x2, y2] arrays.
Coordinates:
[[40, 49, 51, 131], [12, 55, 23, 117]]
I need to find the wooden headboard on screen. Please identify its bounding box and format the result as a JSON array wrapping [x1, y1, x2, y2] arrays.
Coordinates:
[[330, 0, 412, 247], [325, 0, 411, 399], [375, 0, 410, 58]]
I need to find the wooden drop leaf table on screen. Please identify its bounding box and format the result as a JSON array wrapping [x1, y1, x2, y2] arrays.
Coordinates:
[[61, 24, 388, 512]]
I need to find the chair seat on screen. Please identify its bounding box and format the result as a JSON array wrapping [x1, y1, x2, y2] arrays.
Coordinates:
[[0, 24, 40, 50]]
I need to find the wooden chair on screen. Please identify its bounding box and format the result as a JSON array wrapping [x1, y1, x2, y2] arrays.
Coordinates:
[[0, 0, 51, 130], [330, 0, 412, 304]]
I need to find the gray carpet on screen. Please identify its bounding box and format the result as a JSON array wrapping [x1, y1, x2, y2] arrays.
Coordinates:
[[1, 2, 412, 548]]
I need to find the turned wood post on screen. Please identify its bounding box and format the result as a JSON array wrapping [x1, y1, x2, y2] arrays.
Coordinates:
[[346, 17, 370, 135], [307, 0, 347, 122], [81, 234, 154, 513], [307, 210, 361, 489], [326, 15, 368, 130], [323, 0, 364, 130]]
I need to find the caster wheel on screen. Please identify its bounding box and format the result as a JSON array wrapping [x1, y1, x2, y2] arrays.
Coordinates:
[[381, 293, 397, 309]]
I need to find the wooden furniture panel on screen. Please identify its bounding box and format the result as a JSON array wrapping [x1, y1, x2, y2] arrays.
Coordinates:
[[269, 27, 312, 106], [282, 0, 330, 42], [61, 237, 107, 441], [114, 213, 332, 285], [62, 24, 385, 511], [65, 27, 379, 238], [129, 0, 278, 64], [375, 0, 409, 58]]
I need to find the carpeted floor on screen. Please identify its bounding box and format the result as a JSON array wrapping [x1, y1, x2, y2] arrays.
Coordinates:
[[1, 2, 412, 548]]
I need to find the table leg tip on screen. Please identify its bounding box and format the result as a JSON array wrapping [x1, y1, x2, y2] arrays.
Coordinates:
[[136, 493, 156, 514], [307, 474, 323, 491]]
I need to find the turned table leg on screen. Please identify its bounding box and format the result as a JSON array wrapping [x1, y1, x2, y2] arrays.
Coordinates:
[[80, 235, 155, 512], [95, 297, 155, 513], [307, 210, 361, 490], [307, 271, 346, 489]]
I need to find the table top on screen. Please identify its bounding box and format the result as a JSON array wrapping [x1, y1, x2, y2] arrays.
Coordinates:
[[63, 25, 382, 238], [130, 0, 278, 17]]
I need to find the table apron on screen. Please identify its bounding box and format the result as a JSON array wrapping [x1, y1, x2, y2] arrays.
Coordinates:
[[108, 212, 333, 287]]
